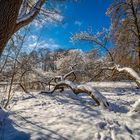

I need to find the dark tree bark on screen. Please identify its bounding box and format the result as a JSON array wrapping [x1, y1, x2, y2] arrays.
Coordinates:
[[0, 0, 46, 57], [0, 0, 22, 55]]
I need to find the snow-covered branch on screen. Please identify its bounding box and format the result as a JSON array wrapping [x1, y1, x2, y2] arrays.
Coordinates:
[[71, 31, 114, 62], [72, 32, 103, 46], [39, 70, 110, 108], [40, 80, 110, 108], [15, 0, 46, 32], [114, 65, 140, 88], [104, 64, 140, 88], [18, 0, 28, 18]]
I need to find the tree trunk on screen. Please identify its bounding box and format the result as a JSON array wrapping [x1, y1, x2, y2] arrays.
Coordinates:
[[0, 0, 22, 56]]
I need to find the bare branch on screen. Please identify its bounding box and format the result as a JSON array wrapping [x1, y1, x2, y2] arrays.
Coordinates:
[[102, 64, 140, 88], [72, 32, 114, 62], [114, 65, 140, 88], [18, 0, 28, 18]]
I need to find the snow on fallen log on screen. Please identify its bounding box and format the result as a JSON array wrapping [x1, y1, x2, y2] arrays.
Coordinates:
[[77, 84, 110, 108], [106, 64, 140, 88], [114, 65, 140, 88], [40, 80, 110, 108]]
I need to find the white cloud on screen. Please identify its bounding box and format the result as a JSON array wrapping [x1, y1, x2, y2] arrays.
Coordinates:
[[31, 19, 45, 29], [28, 42, 37, 48], [50, 13, 63, 22], [74, 21, 82, 26], [62, 23, 68, 29], [29, 35, 38, 42], [32, 13, 63, 29], [28, 38, 60, 50]]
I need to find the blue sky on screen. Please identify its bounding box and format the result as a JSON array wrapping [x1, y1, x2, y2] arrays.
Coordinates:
[[26, 0, 114, 52]]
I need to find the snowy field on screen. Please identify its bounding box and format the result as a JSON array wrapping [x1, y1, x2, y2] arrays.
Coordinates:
[[0, 82, 140, 140]]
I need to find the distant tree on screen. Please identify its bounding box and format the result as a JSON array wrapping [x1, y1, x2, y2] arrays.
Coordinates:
[[57, 49, 105, 82], [38, 48, 52, 71]]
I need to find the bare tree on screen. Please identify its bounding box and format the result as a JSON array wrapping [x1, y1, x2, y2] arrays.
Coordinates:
[[72, 30, 140, 88], [107, 0, 140, 70]]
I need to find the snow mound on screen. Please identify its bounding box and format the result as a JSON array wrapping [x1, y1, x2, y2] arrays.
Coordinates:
[[0, 107, 7, 122], [0, 82, 140, 140], [128, 98, 140, 119]]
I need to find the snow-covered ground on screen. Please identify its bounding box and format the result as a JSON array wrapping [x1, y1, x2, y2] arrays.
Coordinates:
[[0, 82, 140, 140]]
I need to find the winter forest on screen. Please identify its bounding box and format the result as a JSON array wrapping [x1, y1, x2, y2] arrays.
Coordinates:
[[0, 0, 140, 140]]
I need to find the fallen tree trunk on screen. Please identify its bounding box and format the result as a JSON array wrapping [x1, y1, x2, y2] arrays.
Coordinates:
[[40, 80, 110, 108]]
